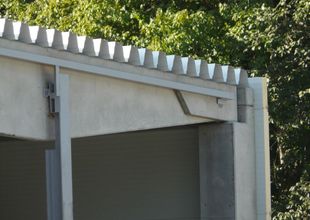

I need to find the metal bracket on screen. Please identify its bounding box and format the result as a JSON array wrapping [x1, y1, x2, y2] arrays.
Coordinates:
[[216, 98, 225, 108], [44, 82, 59, 116]]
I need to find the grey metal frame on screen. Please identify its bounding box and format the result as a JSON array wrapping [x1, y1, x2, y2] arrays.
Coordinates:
[[45, 66, 73, 220]]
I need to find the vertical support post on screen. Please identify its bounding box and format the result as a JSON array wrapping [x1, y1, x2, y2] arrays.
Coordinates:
[[199, 122, 257, 220], [249, 78, 271, 220], [45, 66, 73, 220]]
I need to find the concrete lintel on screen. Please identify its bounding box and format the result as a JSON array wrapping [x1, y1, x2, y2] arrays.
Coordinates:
[[0, 56, 212, 140]]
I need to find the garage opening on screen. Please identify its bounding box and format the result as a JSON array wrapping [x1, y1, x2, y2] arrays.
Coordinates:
[[0, 125, 200, 220]]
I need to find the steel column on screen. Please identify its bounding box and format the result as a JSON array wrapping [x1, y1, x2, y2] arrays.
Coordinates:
[[45, 66, 73, 220]]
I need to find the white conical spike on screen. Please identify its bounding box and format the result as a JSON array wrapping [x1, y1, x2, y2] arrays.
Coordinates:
[[107, 41, 125, 62], [52, 30, 69, 50], [234, 68, 249, 87], [208, 63, 224, 82], [18, 23, 30, 43], [222, 65, 237, 85], [144, 49, 155, 68], [2, 20, 22, 40], [67, 32, 79, 53], [138, 48, 155, 68], [1, 19, 13, 39], [123, 45, 141, 65], [195, 60, 211, 79], [182, 57, 197, 77], [36, 27, 51, 47], [128, 46, 141, 65], [166, 55, 184, 74], [98, 39, 110, 59], [51, 29, 62, 49], [18, 22, 30, 42], [157, 51, 169, 71], [82, 37, 97, 56], [19, 23, 40, 44], [173, 55, 185, 74], [68, 34, 86, 53]]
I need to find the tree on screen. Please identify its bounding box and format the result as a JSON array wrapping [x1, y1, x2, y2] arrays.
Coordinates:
[[225, 1, 310, 217], [2, 0, 309, 218]]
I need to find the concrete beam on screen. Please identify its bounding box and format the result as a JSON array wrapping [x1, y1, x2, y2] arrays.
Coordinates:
[[1, 55, 229, 140]]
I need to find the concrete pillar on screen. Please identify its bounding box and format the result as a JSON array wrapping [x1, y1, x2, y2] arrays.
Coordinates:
[[249, 78, 271, 220], [199, 81, 259, 220], [199, 123, 235, 220], [199, 122, 257, 220]]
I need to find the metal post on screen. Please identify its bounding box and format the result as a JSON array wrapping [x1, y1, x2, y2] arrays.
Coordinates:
[[45, 66, 73, 220]]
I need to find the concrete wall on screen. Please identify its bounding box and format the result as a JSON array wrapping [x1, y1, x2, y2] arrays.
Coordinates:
[[0, 56, 54, 140]]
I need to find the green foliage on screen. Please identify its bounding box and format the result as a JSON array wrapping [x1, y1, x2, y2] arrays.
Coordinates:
[[1, 0, 309, 218], [225, 3, 310, 216], [139, 9, 229, 62], [274, 179, 310, 219]]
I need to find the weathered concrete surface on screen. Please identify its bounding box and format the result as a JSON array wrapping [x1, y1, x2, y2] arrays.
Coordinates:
[[249, 78, 271, 220], [199, 123, 235, 220], [199, 122, 257, 220], [234, 122, 257, 220], [0, 50, 238, 140], [0, 56, 54, 140], [64, 68, 212, 138], [177, 90, 237, 121]]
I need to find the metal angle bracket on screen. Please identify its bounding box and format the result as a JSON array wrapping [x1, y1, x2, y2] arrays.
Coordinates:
[[44, 82, 60, 117], [216, 98, 225, 108]]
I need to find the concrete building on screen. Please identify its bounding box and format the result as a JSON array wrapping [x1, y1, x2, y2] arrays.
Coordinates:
[[0, 18, 271, 220]]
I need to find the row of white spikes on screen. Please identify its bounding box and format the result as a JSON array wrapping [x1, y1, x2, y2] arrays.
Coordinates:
[[0, 18, 249, 87]]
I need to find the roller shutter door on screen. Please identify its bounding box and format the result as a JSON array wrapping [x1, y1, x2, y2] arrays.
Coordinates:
[[0, 125, 200, 220], [0, 143, 47, 220], [72, 126, 200, 220]]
